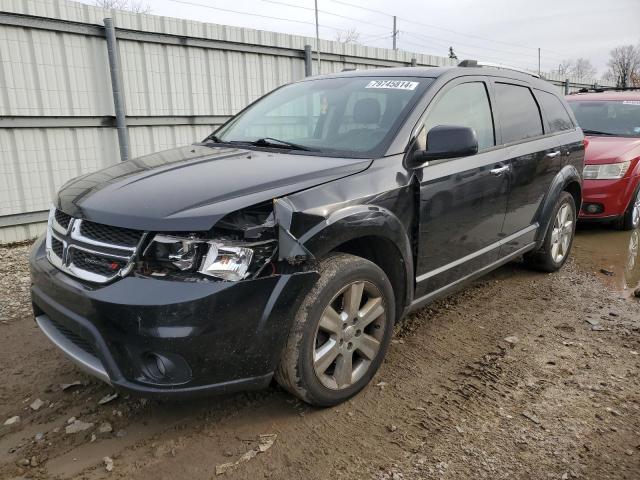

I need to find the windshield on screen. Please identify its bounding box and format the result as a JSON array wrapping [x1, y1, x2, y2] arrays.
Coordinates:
[[568, 100, 640, 137], [212, 77, 432, 157]]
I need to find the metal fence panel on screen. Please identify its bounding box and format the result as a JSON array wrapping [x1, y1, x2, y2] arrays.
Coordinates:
[[0, 0, 612, 244]]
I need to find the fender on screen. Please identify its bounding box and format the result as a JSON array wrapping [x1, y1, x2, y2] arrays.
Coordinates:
[[534, 164, 582, 246], [289, 204, 415, 311]]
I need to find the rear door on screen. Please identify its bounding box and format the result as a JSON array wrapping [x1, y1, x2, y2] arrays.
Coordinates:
[[414, 76, 510, 298], [490, 80, 562, 256]]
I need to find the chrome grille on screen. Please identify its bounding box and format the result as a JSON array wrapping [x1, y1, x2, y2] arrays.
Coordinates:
[[54, 210, 72, 230], [46, 207, 146, 284], [80, 220, 142, 248]]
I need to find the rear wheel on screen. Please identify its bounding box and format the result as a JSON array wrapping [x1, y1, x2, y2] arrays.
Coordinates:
[[524, 192, 576, 272], [616, 187, 640, 231], [275, 253, 395, 406]]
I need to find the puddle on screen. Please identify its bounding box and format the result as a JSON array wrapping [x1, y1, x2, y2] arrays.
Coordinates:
[[573, 225, 640, 298]]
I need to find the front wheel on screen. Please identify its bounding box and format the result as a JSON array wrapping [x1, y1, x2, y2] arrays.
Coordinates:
[[524, 192, 577, 272], [616, 187, 640, 231], [275, 253, 395, 406]]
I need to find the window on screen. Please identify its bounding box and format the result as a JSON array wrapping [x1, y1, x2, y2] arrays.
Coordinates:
[[537, 90, 574, 133], [569, 100, 640, 137], [215, 77, 432, 157], [494, 83, 543, 143], [421, 82, 495, 151]]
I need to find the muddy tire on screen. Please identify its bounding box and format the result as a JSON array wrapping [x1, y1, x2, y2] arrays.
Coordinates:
[[275, 253, 395, 407], [615, 186, 640, 231], [524, 192, 576, 272]]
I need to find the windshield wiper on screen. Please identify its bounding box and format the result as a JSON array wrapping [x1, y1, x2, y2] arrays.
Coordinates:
[[582, 129, 617, 136], [250, 137, 316, 151]]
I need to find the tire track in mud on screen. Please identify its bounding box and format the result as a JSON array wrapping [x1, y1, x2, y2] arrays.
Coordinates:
[[1, 249, 639, 480]]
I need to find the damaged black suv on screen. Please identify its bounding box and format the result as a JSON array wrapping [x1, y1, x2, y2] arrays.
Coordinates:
[[30, 64, 584, 406]]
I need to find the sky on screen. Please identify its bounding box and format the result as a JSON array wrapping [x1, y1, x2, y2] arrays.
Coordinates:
[[81, 0, 640, 77]]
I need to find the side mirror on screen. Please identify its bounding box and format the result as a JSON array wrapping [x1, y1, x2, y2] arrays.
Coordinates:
[[413, 125, 479, 164]]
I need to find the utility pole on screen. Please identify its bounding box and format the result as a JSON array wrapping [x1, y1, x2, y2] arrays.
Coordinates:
[[392, 16, 397, 50], [538, 48, 541, 76], [314, 0, 321, 73]]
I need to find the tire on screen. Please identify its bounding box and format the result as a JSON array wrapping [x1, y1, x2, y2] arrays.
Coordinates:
[[524, 191, 577, 272], [615, 186, 640, 231], [275, 253, 395, 407]]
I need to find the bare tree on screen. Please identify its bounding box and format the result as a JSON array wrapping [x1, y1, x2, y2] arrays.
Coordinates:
[[605, 44, 640, 88], [334, 28, 361, 44], [557, 58, 597, 78], [557, 59, 573, 76], [94, 0, 151, 13], [573, 58, 597, 79]]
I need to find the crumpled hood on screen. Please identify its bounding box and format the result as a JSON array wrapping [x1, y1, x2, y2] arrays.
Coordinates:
[[584, 136, 640, 165], [56, 145, 371, 231]]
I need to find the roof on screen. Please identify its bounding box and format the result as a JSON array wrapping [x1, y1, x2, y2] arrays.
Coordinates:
[[566, 90, 640, 101], [303, 65, 553, 90]]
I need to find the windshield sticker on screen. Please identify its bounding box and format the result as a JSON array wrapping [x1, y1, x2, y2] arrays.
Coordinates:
[[622, 101, 640, 105], [365, 80, 419, 90]]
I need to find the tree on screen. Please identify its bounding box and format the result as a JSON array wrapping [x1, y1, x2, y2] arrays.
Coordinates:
[[557, 59, 573, 76], [335, 28, 361, 44], [448, 46, 457, 60], [605, 44, 640, 88], [94, 0, 151, 13], [557, 58, 597, 79]]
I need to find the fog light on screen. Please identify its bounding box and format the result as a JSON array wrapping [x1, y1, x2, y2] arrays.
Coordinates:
[[155, 355, 166, 376], [583, 203, 604, 214], [141, 352, 191, 385]]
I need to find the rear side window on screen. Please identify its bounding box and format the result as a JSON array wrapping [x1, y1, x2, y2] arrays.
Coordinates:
[[494, 83, 543, 143], [422, 82, 495, 151], [536, 90, 574, 133]]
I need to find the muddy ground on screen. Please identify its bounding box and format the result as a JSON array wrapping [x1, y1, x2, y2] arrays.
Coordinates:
[[0, 227, 639, 480]]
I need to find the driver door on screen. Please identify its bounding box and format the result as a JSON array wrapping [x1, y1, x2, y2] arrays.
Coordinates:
[[414, 77, 510, 298]]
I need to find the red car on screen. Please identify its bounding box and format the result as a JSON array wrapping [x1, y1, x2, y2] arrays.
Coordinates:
[[566, 91, 640, 230]]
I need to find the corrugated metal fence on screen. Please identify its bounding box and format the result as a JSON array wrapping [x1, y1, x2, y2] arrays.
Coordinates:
[[0, 0, 609, 244]]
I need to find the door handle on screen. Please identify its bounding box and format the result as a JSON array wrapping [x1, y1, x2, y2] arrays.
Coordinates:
[[546, 151, 561, 158], [490, 165, 509, 176]]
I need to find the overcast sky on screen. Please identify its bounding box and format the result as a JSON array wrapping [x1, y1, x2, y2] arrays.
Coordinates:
[[82, 0, 639, 77]]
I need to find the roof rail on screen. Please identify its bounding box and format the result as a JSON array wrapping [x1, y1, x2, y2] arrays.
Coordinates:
[[458, 59, 540, 78], [569, 86, 640, 94]]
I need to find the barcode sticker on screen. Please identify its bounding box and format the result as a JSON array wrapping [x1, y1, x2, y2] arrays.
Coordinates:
[[365, 80, 419, 90]]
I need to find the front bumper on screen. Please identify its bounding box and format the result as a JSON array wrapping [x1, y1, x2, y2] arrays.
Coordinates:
[[579, 176, 638, 220], [29, 236, 317, 398]]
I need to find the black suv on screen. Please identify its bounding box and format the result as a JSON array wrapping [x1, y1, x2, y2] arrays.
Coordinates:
[[30, 64, 584, 406]]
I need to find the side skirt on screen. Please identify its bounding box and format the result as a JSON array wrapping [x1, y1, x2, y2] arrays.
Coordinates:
[[407, 242, 537, 314]]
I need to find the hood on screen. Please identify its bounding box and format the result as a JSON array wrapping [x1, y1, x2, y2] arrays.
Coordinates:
[[57, 145, 372, 231], [584, 136, 640, 165]]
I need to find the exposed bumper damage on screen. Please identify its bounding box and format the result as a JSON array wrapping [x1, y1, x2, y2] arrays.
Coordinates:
[[29, 199, 322, 398]]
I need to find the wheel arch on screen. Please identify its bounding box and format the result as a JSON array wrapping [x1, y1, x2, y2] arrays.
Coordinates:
[[299, 205, 414, 322], [535, 166, 582, 246]]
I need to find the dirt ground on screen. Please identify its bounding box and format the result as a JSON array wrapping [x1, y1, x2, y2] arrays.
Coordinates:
[[0, 227, 639, 480]]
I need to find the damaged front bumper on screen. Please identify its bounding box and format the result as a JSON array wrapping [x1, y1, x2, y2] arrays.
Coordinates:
[[29, 236, 318, 398]]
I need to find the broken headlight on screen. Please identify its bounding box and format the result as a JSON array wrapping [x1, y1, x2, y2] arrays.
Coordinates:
[[141, 234, 271, 281]]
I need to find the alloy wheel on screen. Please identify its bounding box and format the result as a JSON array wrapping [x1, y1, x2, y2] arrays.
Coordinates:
[[632, 190, 640, 228], [550, 202, 574, 263], [312, 281, 386, 390]]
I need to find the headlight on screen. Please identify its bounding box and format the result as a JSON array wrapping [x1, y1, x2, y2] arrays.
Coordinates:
[[583, 161, 630, 180], [200, 243, 253, 281], [142, 234, 268, 281]]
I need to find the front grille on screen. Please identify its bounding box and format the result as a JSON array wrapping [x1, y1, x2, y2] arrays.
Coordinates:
[[51, 236, 64, 258], [54, 210, 72, 230], [46, 207, 145, 284], [48, 317, 96, 357], [80, 220, 143, 248]]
